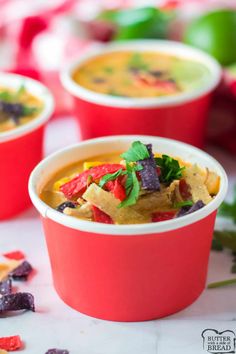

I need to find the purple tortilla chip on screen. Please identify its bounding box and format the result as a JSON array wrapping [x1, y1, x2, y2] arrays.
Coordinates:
[[45, 350, 69, 354], [177, 200, 205, 217], [10, 260, 33, 280], [0, 292, 35, 313], [137, 144, 160, 191], [0, 278, 12, 295]]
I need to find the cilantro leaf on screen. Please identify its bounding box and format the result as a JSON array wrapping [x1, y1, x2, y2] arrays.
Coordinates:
[[213, 230, 236, 251], [22, 105, 38, 116], [0, 84, 25, 102], [103, 66, 114, 74], [128, 53, 149, 71], [174, 200, 193, 208], [218, 185, 236, 223], [133, 164, 143, 172], [118, 168, 140, 208], [208, 278, 236, 289], [99, 169, 124, 188], [15, 84, 26, 99], [155, 155, 185, 183], [0, 91, 12, 102], [123, 168, 133, 196], [211, 237, 224, 251], [121, 141, 150, 163]]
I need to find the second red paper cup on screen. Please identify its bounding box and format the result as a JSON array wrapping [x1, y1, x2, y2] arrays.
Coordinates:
[[0, 73, 54, 219], [61, 40, 221, 147]]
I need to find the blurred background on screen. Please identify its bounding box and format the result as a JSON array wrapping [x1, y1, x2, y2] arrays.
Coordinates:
[[1, 0, 236, 154]]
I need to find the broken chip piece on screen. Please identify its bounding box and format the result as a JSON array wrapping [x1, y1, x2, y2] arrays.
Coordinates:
[[0, 278, 12, 295], [3, 251, 25, 261], [0, 260, 22, 282], [177, 200, 205, 217], [0, 335, 22, 351], [0, 292, 35, 313], [9, 261, 33, 280], [0, 349, 8, 354], [45, 349, 69, 354], [137, 144, 160, 191]]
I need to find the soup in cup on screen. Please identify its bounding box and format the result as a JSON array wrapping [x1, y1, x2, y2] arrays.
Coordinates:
[[29, 136, 227, 321], [0, 73, 54, 219], [61, 40, 221, 147]]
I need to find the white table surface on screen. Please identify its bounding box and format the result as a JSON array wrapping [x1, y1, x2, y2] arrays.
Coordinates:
[[1, 116, 236, 354]]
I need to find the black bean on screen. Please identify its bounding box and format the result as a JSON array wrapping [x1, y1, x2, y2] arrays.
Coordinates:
[[128, 67, 140, 74], [149, 70, 164, 77], [168, 78, 176, 83], [56, 201, 77, 213], [92, 78, 106, 84]]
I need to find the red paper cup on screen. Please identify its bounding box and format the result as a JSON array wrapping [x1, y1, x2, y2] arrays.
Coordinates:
[[61, 40, 221, 147], [29, 136, 227, 322], [0, 73, 54, 220]]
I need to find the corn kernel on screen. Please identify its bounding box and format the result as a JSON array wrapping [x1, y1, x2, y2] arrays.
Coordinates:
[[53, 177, 71, 191], [83, 161, 103, 170]]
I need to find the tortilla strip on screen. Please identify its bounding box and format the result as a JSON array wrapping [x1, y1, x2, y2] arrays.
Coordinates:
[[83, 183, 148, 224], [63, 202, 92, 220], [132, 185, 174, 213], [0, 260, 22, 281], [183, 166, 212, 204]]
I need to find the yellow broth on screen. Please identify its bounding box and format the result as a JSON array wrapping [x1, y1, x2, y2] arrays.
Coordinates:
[[40, 151, 220, 225], [41, 152, 123, 209], [72, 51, 211, 98]]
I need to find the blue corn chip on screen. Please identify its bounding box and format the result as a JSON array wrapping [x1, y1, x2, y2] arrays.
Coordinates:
[[0, 278, 12, 295], [10, 260, 33, 280], [137, 144, 160, 191], [0, 292, 35, 313], [45, 350, 69, 354], [177, 200, 205, 217], [0, 101, 23, 123]]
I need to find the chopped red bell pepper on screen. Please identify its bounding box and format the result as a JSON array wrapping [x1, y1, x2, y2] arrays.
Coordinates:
[[179, 179, 192, 200], [0, 335, 22, 351], [105, 179, 126, 201], [3, 250, 25, 261], [137, 76, 177, 93], [137, 76, 151, 85], [154, 80, 177, 92], [152, 210, 176, 222], [92, 206, 113, 224], [156, 166, 161, 176], [60, 164, 123, 199]]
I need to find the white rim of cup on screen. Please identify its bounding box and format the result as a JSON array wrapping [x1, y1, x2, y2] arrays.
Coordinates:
[[60, 39, 222, 108], [0, 73, 54, 143], [29, 135, 228, 236]]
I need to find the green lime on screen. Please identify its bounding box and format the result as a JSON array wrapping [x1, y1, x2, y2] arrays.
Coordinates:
[[227, 62, 236, 77], [184, 9, 236, 66], [98, 7, 172, 40]]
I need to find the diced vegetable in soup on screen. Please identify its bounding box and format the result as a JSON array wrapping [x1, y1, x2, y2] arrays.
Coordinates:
[[72, 51, 211, 98], [0, 86, 43, 133], [40, 141, 220, 225]]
